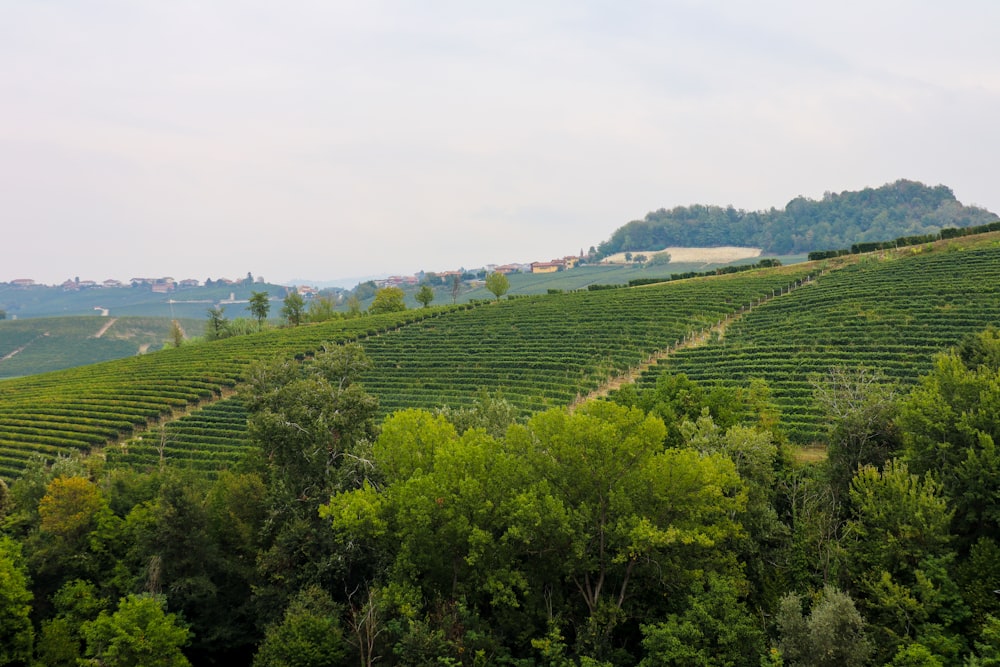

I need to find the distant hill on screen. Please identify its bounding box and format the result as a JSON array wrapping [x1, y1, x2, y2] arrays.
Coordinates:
[[597, 179, 998, 257], [0, 316, 202, 378], [0, 281, 292, 320]]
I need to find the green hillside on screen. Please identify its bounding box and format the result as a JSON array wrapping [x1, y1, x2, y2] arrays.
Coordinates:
[[0, 268, 815, 479], [0, 280, 291, 319], [598, 179, 997, 256], [6, 231, 1000, 481], [637, 237, 1000, 442], [0, 316, 202, 378]]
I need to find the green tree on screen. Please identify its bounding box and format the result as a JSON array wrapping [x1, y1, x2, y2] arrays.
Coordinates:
[[80, 593, 191, 667], [484, 272, 509, 301], [281, 291, 305, 326], [305, 296, 338, 323], [205, 306, 228, 340], [776, 585, 872, 667], [243, 343, 378, 611], [509, 401, 746, 659], [0, 309, 6, 320], [248, 291, 271, 328], [415, 284, 435, 308], [812, 366, 900, 498], [845, 460, 966, 663], [0, 536, 33, 665], [253, 586, 347, 667], [368, 287, 406, 314], [169, 320, 184, 348], [451, 273, 462, 304]]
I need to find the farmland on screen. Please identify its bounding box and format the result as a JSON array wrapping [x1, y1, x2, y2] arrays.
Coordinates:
[[639, 238, 1000, 441], [0, 266, 816, 479], [6, 235, 1000, 480]]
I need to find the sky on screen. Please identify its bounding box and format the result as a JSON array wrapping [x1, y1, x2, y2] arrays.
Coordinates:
[[3, 1, 999, 286]]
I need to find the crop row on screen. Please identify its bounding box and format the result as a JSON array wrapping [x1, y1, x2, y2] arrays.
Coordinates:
[[638, 242, 1000, 442], [101, 266, 817, 476], [0, 307, 462, 479]]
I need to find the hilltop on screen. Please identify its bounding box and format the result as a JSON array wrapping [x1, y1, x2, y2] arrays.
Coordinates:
[[597, 179, 997, 257]]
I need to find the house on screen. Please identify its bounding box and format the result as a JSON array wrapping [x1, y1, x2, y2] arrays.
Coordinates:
[[103, 279, 124, 288], [151, 278, 176, 293], [494, 264, 524, 275], [531, 260, 566, 274], [10, 279, 35, 287], [179, 279, 200, 288]]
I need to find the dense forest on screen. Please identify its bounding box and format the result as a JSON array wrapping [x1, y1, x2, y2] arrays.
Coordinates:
[[597, 180, 997, 256], [3, 333, 1000, 665]]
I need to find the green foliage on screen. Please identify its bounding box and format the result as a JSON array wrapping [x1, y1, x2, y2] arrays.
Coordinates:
[[248, 291, 271, 327], [281, 291, 305, 326], [370, 287, 407, 314], [79, 593, 192, 667], [776, 585, 872, 667], [485, 272, 510, 300], [598, 179, 996, 256], [639, 574, 766, 666], [0, 536, 33, 665], [253, 586, 347, 667], [305, 296, 339, 323], [205, 305, 228, 340], [813, 366, 900, 498], [415, 284, 435, 308]]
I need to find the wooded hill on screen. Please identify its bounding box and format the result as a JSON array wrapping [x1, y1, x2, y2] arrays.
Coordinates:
[[597, 179, 997, 256]]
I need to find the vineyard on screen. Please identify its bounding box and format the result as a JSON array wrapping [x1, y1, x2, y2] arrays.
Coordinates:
[[638, 239, 1000, 442], [0, 267, 815, 479], [0, 307, 460, 479], [7, 236, 1000, 480]]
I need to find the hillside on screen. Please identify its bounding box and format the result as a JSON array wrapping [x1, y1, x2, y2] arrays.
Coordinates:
[[597, 179, 997, 256], [1, 229, 1000, 479], [7, 231, 1000, 664], [0, 280, 293, 320], [0, 316, 202, 378]]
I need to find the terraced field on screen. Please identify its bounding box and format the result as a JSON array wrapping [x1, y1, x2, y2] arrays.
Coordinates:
[[638, 240, 1000, 442], [2, 266, 815, 479], [0, 308, 457, 479], [12, 237, 1000, 479]]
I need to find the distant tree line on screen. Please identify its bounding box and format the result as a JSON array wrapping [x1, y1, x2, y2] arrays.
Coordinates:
[[808, 219, 1000, 260], [597, 180, 997, 257]]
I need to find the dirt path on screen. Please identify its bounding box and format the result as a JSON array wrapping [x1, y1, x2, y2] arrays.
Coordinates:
[[0, 332, 50, 362], [93, 317, 118, 339], [570, 271, 823, 408]]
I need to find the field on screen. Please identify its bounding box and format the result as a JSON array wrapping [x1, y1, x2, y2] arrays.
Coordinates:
[[0, 316, 203, 378], [5, 235, 1000, 481], [638, 239, 1000, 442]]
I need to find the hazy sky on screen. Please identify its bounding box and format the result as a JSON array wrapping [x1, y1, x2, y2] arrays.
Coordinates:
[[3, 1, 999, 285]]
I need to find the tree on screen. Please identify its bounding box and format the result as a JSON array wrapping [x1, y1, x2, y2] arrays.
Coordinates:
[[248, 291, 271, 328], [253, 586, 347, 667], [243, 344, 379, 608], [368, 287, 406, 314], [415, 284, 435, 308], [484, 272, 509, 301], [205, 306, 228, 340], [777, 585, 872, 667], [0, 536, 33, 665], [282, 291, 305, 326], [306, 297, 338, 323], [169, 320, 184, 348], [813, 366, 900, 498], [451, 274, 462, 304], [0, 309, 6, 320], [80, 593, 192, 667]]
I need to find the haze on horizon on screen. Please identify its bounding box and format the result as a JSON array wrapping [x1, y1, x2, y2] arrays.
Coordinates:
[[3, 1, 999, 286]]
